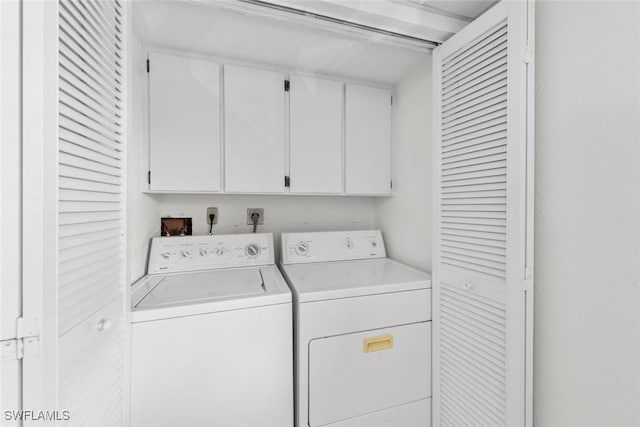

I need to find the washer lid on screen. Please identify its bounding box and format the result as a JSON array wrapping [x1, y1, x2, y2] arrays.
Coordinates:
[[281, 258, 431, 302], [135, 268, 265, 309]]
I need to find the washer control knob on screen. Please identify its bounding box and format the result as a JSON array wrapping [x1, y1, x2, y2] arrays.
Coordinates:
[[216, 248, 224, 256], [199, 249, 208, 257], [161, 252, 171, 259], [244, 243, 261, 257], [180, 251, 190, 258], [370, 240, 378, 248], [295, 242, 309, 256], [346, 239, 354, 249]]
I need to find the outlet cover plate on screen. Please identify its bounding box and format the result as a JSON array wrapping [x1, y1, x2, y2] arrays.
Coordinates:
[[246, 208, 264, 225], [206, 207, 218, 224]]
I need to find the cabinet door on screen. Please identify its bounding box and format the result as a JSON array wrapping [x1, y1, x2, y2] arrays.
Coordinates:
[[148, 52, 221, 192], [224, 65, 286, 193], [289, 75, 343, 194], [345, 84, 392, 195]]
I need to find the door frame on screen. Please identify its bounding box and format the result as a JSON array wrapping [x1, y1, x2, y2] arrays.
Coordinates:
[[21, 0, 60, 420], [1, 0, 24, 422]]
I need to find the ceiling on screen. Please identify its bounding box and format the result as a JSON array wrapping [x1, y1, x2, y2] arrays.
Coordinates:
[[132, 0, 496, 85], [410, 1, 497, 21]]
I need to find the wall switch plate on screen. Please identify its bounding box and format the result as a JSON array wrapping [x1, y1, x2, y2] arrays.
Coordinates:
[[246, 208, 264, 225], [207, 207, 218, 224]]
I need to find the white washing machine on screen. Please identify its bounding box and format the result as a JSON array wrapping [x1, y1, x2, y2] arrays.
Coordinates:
[[279, 230, 432, 427], [130, 233, 293, 427]]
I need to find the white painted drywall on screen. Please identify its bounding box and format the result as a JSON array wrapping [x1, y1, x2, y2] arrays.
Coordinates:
[[375, 60, 432, 272], [127, 35, 160, 284], [126, 35, 377, 284], [534, 2, 640, 426], [127, 193, 376, 283]]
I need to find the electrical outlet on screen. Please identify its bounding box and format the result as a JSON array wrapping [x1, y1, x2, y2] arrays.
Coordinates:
[[246, 208, 264, 225], [207, 207, 218, 224]]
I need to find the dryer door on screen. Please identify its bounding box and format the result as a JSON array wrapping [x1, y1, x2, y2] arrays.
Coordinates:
[[308, 322, 431, 426]]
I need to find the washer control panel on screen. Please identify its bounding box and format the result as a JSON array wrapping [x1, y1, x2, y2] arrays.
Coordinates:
[[148, 233, 274, 274], [281, 230, 386, 265]]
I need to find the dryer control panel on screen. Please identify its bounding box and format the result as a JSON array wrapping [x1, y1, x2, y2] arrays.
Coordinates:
[[281, 230, 386, 264], [148, 233, 274, 274]]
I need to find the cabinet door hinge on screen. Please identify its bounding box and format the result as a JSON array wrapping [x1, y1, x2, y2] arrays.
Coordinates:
[[284, 80, 290, 92], [148, 171, 151, 184], [284, 176, 290, 187], [146, 59, 150, 73], [390, 180, 393, 189], [391, 96, 393, 105]]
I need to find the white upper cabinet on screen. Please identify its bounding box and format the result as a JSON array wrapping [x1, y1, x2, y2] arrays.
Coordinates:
[[148, 52, 221, 192], [146, 53, 392, 196], [289, 75, 343, 194], [345, 84, 392, 195], [224, 65, 286, 193]]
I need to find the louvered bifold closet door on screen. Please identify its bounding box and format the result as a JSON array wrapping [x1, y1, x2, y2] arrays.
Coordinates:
[[432, 2, 533, 427], [57, 0, 126, 425]]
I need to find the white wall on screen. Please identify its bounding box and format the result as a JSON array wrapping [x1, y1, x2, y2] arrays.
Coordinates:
[[375, 60, 433, 272], [127, 35, 160, 284], [534, 2, 640, 426], [127, 35, 377, 284]]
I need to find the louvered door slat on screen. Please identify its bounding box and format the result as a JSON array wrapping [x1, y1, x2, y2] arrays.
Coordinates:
[[443, 94, 507, 125], [59, 189, 122, 204], [443, 24, 507, 71], [441, 369, 505, 416], [443, 138, 506, 159], [59, 6, 122, 75], [60, 140, 120, 169], [443, 70, 508, 107], [440, 339, 505, 385], [60, 95, 121, 136], [433, 1, 533, 426], [442, 106, 507, 137], [66, 1, 121, 57], [59, 166, 121, 187], [439, 301, 506, 338], [58, 227, 121, 250], [57, 0, 125, 424], [59, 177, 120, 195], [442, 124, 506, 147], [59, 152, 121, 178], [59, 219, 120, 237], [443, 30, 507, 81], [443, 221, 506, 234], [59, 246, 121, 277], [442, 77, 507, 113], [443, 61, 506, 102], [58, 34, 122, 94], [60, 132, 121, 161], [60, 257, 120, 290], [59, 116, 120, 151], [59, 64, 122, 117]]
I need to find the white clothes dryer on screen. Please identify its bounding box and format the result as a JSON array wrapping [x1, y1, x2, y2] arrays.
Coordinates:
[[130, 233, 293, 427], [279, 230, 432, 427]]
